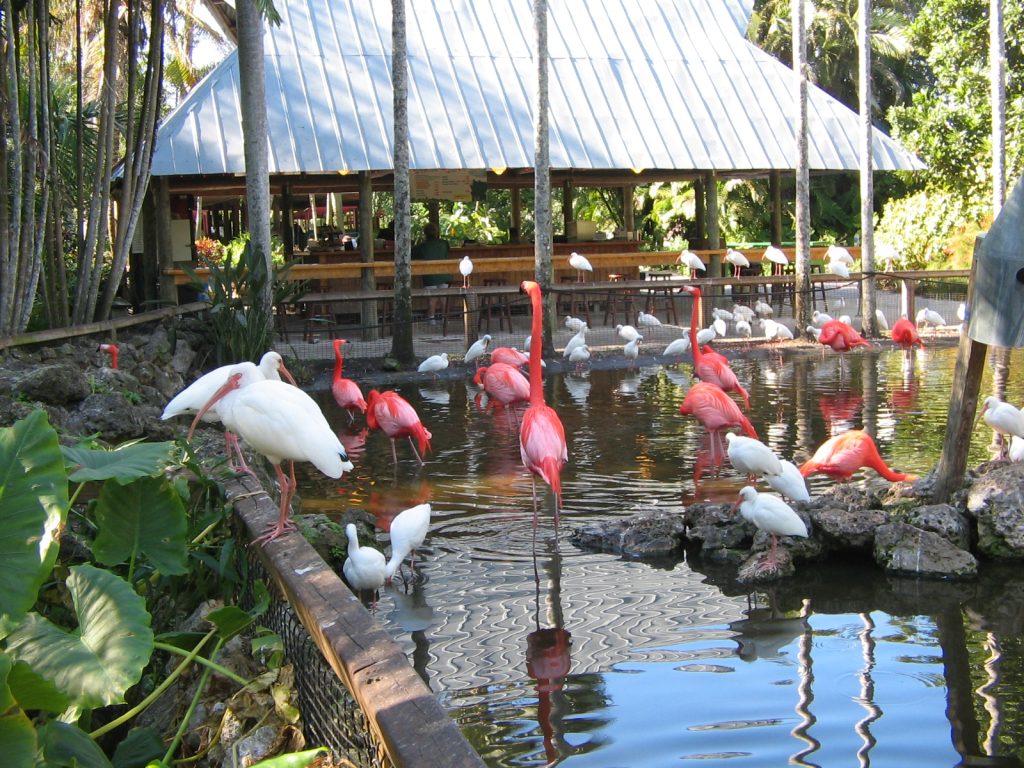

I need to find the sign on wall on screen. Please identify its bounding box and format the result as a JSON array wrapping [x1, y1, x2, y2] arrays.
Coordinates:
[[411, 170, 487, 202]]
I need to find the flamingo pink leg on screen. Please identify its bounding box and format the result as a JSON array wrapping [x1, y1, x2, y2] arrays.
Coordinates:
[[407, 436, 424, 465]]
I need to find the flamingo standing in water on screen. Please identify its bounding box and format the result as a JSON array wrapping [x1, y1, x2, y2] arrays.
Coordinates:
[[800, 430, 916, 482], [491, 347, 530, 369], [519, 281, 568, 528], [331, 340, 366, 421], [682, 285, 751, 409], [474, 363, 531, 426], [367, 389, 433, 465], [679, 382, 758, 465], [188, 365, 355, 544], [891, 317, 924, 349]]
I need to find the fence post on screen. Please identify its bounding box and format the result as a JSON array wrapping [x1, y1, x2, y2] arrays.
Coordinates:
[[900, 278, 916, 321]]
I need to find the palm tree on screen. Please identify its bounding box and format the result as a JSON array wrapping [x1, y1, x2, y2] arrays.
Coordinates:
[[390, 0, 415, 365], [534, 0, 554, 354], [860, 0, 878, 337], [793, 0, 812, 333]]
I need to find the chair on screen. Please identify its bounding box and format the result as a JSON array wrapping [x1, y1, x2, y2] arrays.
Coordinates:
[[558, 276, 592, 327], [478, 279, 513, 333], [641, 276, 679, 325], [602, 274, 636, 326]]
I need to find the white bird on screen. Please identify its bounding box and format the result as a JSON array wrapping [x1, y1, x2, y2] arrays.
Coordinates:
[[725, 248, 750, 276], [957, 302, 967, 323], [1010, 435, 1024, 463], [735, 486, 809, 573], [916, 307, 946, 328], [827, 260, 850, 279], [564, 315, 587, 333], [568, 251, 593, 282], [562, 326, 588, 358], [826, 245, 855, 265], [696, 326, 717, 346], [616, 324, 642, 342], [385, 503, 432, 583], [188, 365, 354, 545], [568, 344, 591, 371], [735, 319, 752, 341], [763, 245, 789, 275], [163, 351, 296, 473], [760, 318, 793, 341], [812, 310, 833, 327], [765, 459, 811, 503], [459, 255, 474, 288], [678, 249, 706, 275], [876, 242, 899, 270], [417, 352, 449, 379], [754, 299, 774, 318], [726, 433, 783, 482], [623, 336, 642, 366], [732, 304, 756, 323], [637, 311, 662, 327], [981, 397, 1024, 458], [712, 317, 727, 338], [712, 308, 734, 322], [805, 325, 822, 341], [839, 314, 853, 326], [343, 523, 386, 605], [524, 334, 532, 352], [464, 335, 491, 365], [874, 308, 889, 331], [663, 336, 691, 359]]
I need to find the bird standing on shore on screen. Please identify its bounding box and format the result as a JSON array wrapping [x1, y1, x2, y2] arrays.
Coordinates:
[[734, 486, 808, 574]]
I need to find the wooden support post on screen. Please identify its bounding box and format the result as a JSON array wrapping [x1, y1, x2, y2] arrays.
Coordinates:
[[705, 172, 721, 309], [562, 178, 573, 239], [622, 185, 635, 236], [281, 183, 294, 257], [358, 172, 380, 341], [900, 277, 916, 321], [769, 171, 783, 245], [510, 187, 522, 243], [154, 178, 176, 307], [694, 177, 706, 249]]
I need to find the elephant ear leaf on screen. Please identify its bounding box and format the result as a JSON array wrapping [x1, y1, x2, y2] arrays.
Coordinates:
[[6, 565, 153, 710], [92, 475, 189, 576], [63, 440, 174, 484], [0, 411, 68, 638]]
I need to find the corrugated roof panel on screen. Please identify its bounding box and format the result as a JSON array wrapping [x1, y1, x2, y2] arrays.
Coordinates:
[[148, 0, 923, 177]]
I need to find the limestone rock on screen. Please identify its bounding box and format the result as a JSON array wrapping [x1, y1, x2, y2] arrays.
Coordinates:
[[571, 509, 686, 559], [874, 522, 977, 579], [966, 462, 1024, 558], [809, 506, 890, 549], [17, 362, 89, 405], [902, 503, 970, 550], [64, 392, 148, 442], [682, 503, 750, 552]]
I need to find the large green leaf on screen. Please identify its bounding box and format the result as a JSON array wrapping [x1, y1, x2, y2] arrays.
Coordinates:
[[63, 441, 175, 484], [38, 720, 112, 768], [250, 748, 328, 768], [111, 727, 164, 768], [0, 410, 68, 637], [8, 659, 70, 714], [92, 476, 188, 575], [0, 710, 35, 768], [6, 565, 153, 709]]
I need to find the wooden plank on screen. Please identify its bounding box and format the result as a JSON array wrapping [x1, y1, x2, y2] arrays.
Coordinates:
[[224, 475, 486, 768]]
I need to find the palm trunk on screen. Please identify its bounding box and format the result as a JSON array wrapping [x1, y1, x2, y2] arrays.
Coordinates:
[[792, 0, 811, 333], [390, 0, 414, 364], [533, 0, 554, 354], [859, 0, 877, 337]]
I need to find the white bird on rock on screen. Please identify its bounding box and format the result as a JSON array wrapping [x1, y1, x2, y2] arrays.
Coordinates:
[[734, 486, 808, 573], [678, 249, 706, 275], [981, 396, 1024, 458], [616, 324, 642, 342], [188, 365, 354, 545], [385, 503, 432, 583], [726, 433, 783, 482], [164, 351, 297, 474], [459, 255, 474, 289], [343, 523, 386, 606], [638, 311, 662, 327], [569, 252, 593, 282], [417, 352, 449, 379], [464, 335, 491, 365], [765, 459, 811, 503]]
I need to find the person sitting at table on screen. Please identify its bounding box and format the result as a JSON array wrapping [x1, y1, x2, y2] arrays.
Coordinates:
[[413, 223, 452, 323]]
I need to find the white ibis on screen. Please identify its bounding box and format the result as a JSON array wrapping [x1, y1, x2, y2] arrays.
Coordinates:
[[712, 316, 728, 338], [754, 299, 774, 318], [464, 335, 491, 365], [459, 255, 474, 289], [916, 307, 946, 328], [564, 315, 587, 333], [343, 524, 386, 606], [725, 248, 750, 277], [826, 245, 855, 265], [662, 336, 691, 360], [562, 325, 588, 358], [981, 396, 1024, 458], [678, 249, 706, 276], [760, 318, 794, 342], [568, 344, 591, 371], [417, 352, 449, 380], [839, 314, 853, 326], [735, 319, 752, 343], [732, 304, 756, 323], [827, 260, 850, 279], [385, 503, 432, 583], [874, 308, 889, 331], [812, 310, 833, 327], [623, 336, 642, 367], [765, 459, 811, 504], [637, 311, 661, 327], [188, 365, 354, 545], [763, 245, 789, 275], [616, 324, 641, 342], [734, 486, 808, 573], [726, 433, 783, 483], [696, 326, 717, 346], [568, 252, 593, 282], [164, 351, 297, 474]]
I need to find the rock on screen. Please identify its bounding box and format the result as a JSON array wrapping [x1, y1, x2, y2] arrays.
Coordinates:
[[571, 509, 686, 559], [17, 362, 90, 405], [64, 392, 149, 442], [682, 502, 750, 552], [874, 522, 977, 579], [170, 338, 197, 375], [810, 506, 890, 549], [808, 477, 888, 511], [965, 462, 1024, 559], [737, 548, 797, 583], [902, 503, 970, 550]]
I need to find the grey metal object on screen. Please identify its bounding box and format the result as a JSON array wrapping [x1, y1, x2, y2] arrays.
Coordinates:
[[967, 178, 1024, 348], [149, 0, 922, 177]]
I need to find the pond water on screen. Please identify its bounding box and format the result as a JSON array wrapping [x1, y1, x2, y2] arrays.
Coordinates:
[[298, 343, 1024, 767]]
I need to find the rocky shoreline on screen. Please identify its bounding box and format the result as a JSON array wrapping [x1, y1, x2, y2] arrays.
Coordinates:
[[3, 317, 1021, 584]]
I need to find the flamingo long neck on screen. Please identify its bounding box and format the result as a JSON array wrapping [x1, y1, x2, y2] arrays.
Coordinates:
[[333, 344, 344, 381], [687, 288, 703, 366], [527, 284, 544, 405], [859, 434, 909, 481]]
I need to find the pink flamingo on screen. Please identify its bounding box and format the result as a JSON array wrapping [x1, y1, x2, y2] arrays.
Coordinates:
[[817, 320, 872, 353], [366, 389, 432, 465], [491, 346, 530, 369], [98, 343, 119, 369], [331, 339, 367, 421], [891, 317, 925, 349], [682, 286, 751, 409], [519, 281, 568, 528], [800, 430, 916, 482], [475, 363, 530, 413]]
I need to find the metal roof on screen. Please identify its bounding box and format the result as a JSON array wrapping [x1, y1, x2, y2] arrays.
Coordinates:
[[151, 0, 922, 177]]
